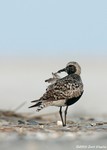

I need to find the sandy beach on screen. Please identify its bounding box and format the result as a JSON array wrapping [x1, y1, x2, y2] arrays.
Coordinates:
[[0, 110, 107, 150]]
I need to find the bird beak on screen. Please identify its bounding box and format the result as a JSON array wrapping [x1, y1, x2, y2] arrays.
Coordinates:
[[57, 68, 66, 73]]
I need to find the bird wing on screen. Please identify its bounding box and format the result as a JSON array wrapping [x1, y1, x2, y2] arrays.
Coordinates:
[[40, 75, 83, 102]]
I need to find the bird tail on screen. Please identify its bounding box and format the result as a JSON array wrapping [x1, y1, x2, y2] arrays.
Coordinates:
[[29, 99, 46, 111]]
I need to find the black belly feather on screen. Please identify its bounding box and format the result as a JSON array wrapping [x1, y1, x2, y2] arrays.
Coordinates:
[[65, 92, 83, 106]]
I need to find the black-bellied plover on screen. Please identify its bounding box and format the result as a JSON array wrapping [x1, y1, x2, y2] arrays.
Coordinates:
[[29, 62, 84, 126]]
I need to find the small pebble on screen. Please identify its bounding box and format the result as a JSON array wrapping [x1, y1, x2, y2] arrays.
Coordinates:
[[57, 121, 62, 126], [39, 125, 44, 128], [96, 122, 104, 126], [18, 120, 25, 125], [90, 123, 96, 126], [27, 120, 39, 125]]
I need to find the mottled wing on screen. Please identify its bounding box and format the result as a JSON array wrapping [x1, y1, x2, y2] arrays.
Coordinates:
[[40, 75, 83, 102]]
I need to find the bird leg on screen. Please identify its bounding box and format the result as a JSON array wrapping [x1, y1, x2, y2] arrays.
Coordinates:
[[64, 106, 68, 126], [59, 106, 65, 126]]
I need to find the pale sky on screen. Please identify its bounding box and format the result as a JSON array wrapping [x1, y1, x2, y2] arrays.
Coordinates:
[[0, 0, 107, 57]]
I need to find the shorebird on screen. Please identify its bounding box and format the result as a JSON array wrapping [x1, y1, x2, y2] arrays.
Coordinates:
[[29, 62, 84, 126]]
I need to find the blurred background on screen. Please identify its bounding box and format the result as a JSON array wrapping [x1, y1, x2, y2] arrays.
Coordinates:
[[0, 0, 107, 115]]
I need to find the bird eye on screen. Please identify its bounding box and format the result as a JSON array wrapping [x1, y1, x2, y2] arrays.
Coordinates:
[[66, 65, 76, 74]]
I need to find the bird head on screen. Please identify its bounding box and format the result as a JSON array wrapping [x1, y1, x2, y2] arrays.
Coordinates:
[[57, 62, 81, 75]]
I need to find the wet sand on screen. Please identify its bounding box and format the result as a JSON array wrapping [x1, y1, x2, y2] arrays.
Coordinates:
[[0, 110, 107, 150]]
